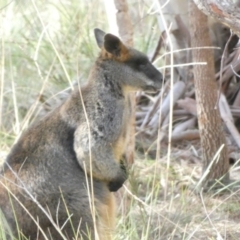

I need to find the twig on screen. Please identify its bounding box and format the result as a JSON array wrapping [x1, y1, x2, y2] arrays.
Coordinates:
[[150, 31, 165, 62]]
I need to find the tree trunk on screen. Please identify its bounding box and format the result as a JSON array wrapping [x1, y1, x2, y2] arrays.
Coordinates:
[[114, 0, 135, 165], [189, 0, 229, 188], [193, 0, 240, 38]]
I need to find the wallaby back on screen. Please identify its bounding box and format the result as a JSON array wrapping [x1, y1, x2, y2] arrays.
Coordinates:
[[0, 28, 163, 240]]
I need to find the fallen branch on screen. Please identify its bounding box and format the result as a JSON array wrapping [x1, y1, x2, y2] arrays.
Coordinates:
[[219, 93, 240, 148], [162, 129, 200, 142], [177, 97, 197, 116], [148, 81, 186, 129], [172, 117, 197, 135]]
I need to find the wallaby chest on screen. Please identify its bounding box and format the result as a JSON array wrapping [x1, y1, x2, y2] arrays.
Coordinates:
[[112, 96, 131, 161], [79, 84, 130, 162]]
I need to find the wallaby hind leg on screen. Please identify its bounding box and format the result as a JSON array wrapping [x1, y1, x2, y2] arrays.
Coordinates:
[[41, 224, 94, 240], [38, 198, 115, 240], [96, 192, 115, 240]]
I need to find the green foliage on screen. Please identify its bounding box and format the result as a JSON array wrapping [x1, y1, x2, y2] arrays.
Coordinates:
[[0, 0, 160, 137]]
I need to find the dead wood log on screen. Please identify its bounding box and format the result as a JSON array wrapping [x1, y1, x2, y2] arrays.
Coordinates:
[[140, 86, 166, 130], [147, 81, 186, 129], [172, 117, 197, 135], [162, 129, 200, 142], [173, 109, 192, 117], [233, 88, 240, 107], [219, 93, 240, 148], [177, 97, 197, 116]]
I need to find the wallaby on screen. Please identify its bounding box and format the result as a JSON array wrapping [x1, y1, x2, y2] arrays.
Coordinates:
[[0, 28, 163, 240]]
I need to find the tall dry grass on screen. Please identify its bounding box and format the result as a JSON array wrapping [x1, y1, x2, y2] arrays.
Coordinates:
[[1, 0, 240, 239]]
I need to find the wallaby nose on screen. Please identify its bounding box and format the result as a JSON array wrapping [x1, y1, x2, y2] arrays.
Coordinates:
[[145, 71, 163, 93], [159, 71, 163, 81], [160, 72, 165, 84], [156, 70, 163, 89]]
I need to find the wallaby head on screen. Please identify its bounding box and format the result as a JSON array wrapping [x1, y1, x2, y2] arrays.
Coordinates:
[[94, 28, 163, 93]]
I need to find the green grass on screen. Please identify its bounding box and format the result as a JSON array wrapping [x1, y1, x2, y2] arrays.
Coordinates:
[[1, 0, 240, 240]]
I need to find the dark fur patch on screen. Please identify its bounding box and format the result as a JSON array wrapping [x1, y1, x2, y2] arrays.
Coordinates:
[[125, 55, 161, 81], [103, 72, 124, 99], [104, 34, 121, 57], [96, 102, 104, 114], [98, 125, 104, 132]]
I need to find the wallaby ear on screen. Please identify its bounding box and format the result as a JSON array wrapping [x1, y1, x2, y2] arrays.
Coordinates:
[[104, 34, 122, 57], [94, 28, 106, 49]]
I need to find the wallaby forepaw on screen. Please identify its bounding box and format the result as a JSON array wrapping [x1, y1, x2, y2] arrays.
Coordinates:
[[108, 179, 125, 192], [108, 171, 127, 192]]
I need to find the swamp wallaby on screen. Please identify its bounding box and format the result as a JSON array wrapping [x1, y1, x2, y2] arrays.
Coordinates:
[[0, 28, 163, 240]]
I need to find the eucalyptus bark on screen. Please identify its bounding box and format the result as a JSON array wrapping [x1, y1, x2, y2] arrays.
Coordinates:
[[114, 0, 135, 165], [193, 0, 240, 37], [189, 1, 229, 186]]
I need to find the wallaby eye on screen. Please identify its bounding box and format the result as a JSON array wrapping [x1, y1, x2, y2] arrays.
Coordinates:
[[125, 56, 149, 70], [136, 58, 148, 68], [139, 63, 146, 68]]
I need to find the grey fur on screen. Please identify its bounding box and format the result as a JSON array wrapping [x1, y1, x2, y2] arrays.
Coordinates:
[[0, 28, 163, 240], [94, 28, 106, 48]]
